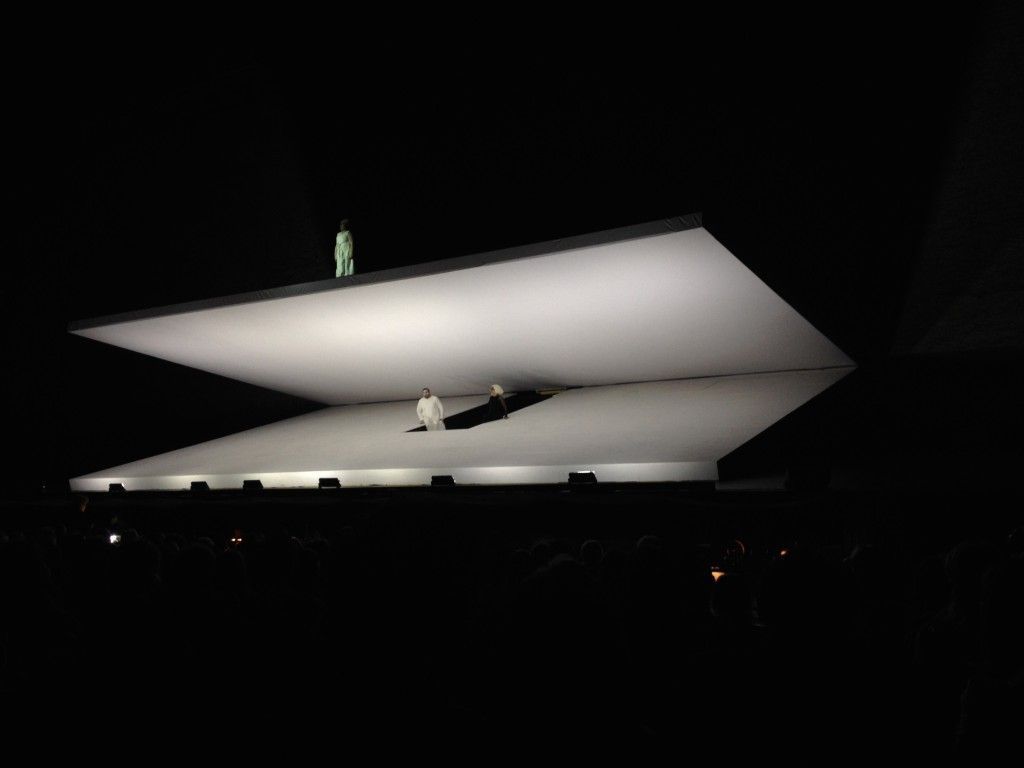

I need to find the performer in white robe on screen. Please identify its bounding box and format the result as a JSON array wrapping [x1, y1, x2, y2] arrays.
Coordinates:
[[416, 388, 446, 431], [334, 219, 354, 277]]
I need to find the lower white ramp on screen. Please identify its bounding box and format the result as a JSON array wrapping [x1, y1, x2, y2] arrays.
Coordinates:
[[70, 369, 852, 490]]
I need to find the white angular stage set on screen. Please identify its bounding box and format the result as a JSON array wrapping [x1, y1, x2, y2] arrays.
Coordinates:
[[69, 215, 855, 491]]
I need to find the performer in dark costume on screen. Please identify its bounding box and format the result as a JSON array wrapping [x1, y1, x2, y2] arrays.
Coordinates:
[[486, 384, 509, 421]]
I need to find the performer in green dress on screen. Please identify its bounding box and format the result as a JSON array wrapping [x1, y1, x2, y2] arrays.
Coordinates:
[[335, 219, 354, 277]]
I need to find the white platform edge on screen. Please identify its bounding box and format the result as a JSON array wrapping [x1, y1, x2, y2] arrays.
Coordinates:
[[70, 461, 717, 491]]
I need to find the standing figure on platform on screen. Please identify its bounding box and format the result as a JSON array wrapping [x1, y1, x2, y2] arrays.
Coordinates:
[[334, 219, 354, 277], [486, 384, 509, 421], [417, 388, 445, 431]]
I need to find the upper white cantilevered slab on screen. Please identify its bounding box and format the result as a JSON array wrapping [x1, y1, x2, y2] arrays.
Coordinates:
[[70, 217, 853, 405]]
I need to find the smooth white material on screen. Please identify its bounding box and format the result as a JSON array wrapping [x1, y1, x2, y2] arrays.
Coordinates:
[[72, 228, 853, 405], [69, 369, 852, 490]]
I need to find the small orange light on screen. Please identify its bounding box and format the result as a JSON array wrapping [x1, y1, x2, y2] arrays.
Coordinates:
[[779, 549, 788, 557], [711, 569, 726, 582]]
